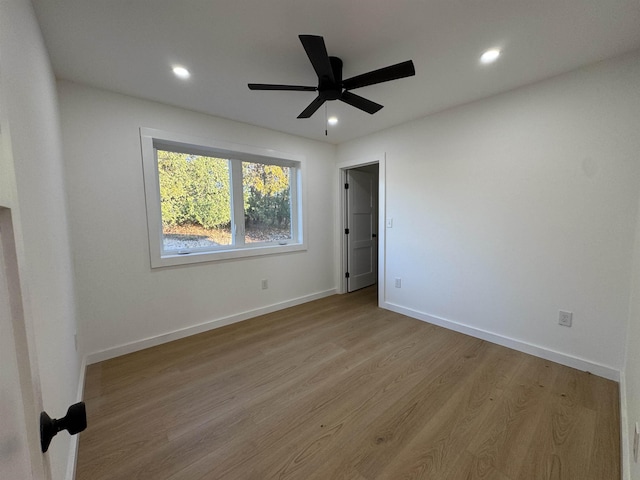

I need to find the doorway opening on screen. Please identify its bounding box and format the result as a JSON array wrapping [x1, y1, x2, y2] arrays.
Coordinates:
[[342, 163, 379, 293]]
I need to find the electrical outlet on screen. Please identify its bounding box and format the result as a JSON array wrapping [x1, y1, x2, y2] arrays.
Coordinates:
[[261, 279, 268, 290], [634, 422, 639, 463], [394, 278, 402, 288], [558, 310, 572, 327]]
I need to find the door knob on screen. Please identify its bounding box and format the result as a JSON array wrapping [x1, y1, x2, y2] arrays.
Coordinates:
[[40, 402, 87, 453]]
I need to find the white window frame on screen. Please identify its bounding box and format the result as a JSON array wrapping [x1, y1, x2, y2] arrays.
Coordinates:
[[140, 128, 306, 268]]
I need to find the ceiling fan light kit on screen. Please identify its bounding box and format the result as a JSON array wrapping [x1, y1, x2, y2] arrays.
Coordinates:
[[248, 35, 415, 119]]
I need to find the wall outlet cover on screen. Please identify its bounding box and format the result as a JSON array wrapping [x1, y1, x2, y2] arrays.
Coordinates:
[[559, 310, 572, 327]]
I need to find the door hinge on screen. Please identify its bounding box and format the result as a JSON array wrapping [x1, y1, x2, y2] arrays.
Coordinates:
[[345, 228, 349, 235], [345, 183, 349, 189], [345, 272, 350, 278]]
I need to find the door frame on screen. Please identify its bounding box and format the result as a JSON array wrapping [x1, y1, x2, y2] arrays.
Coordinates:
[[336, 154, 386, 305]]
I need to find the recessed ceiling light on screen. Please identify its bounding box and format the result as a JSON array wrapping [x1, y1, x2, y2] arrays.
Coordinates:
[[172, 66, 191, 79], [480, 49, 501, 64], [328, 116, 338, 126]]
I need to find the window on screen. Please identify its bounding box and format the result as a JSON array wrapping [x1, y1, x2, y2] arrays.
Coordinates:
[[140, 128, 305, 267]]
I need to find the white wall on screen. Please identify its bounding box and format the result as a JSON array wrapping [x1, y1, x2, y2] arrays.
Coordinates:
[[0, 0, 80, 478], [57, 81, 336, 358], [337, 51, 640, 377]]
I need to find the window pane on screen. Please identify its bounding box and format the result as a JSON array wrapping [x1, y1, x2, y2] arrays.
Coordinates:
[[157, 150, 232, 251], [242, 162, 292, 243]]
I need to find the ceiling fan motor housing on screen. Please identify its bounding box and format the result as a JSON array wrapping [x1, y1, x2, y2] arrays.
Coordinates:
[[318, 57, 343, 101]]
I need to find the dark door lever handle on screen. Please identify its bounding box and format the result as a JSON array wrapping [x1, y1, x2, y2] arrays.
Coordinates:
[[372, 234, 377, 238], [40, 402, 87, 452]]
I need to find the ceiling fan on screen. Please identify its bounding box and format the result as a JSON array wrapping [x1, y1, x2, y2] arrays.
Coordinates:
[[248, 35, 415, 119]]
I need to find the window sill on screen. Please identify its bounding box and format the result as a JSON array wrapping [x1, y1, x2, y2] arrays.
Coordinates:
[[151, 242, 307, 268]]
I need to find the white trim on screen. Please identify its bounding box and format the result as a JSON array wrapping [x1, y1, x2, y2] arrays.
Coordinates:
[[85, 289, 336, 365], [65, 356, 87, 480], [378, 156, 386, 306], [382, 301, 620, 381], [338, 168, 348, 293], [336, 154, 386, 306], [620, 370, 630, 480], [141, 128, 304, 166], [149, 243, 307, 267]]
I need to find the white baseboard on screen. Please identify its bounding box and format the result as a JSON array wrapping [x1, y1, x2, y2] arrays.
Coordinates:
[[381, 301, 620, 382], [85, 289, 337, 365], [65, 355, 87, 480], [620, 370, 630, 480]]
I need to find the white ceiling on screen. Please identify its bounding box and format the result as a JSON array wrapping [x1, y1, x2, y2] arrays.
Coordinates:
[[32, 0, 640, 145]]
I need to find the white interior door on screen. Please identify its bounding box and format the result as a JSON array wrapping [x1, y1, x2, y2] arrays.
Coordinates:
[[0, 225, 32, 476], [346, 169, 377, 292], [0, 48, 49, 480], [1, 66, 42, 478], [0, 209, 46, 479]]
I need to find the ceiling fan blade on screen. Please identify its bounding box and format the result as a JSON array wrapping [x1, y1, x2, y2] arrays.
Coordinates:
[[248, 83, 317, 91], [299, 35, 335, 84], [339, 91, 383, 114], [297, 96, 326, 118], [342, 60, 415, 90]]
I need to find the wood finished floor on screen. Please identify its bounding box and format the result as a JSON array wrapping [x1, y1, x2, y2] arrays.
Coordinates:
[[77, 287, 620, 480]]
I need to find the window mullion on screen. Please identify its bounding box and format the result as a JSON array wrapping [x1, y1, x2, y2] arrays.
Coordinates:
[[290, 167, 299, 242], [230, 159, 245, 246]]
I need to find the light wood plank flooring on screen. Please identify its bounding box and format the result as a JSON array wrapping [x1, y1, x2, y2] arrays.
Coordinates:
[[77, 287, 620, 479]]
